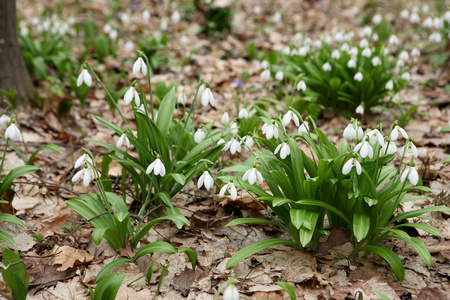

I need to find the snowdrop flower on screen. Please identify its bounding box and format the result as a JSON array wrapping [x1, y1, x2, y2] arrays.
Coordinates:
[[290, 49, 298, 56], [160, 17, 168, 31], [423, 17, 433, 28], [137, 104, 146, 115], [371, 56, 381, 67], [401, 72, 411, 81], [361, 47, 372, 57], [323, 35, 332, 44], [194, 128, 206, 143], [217, 138, 226, 145], [396, 59, 405, 68], [411, 6, 419, 14], [103, 23, 112, 33], [390, 125, 408, 141], [384, 48, 390, 55], [355, 104, 364, 114], [366, 129, 384, 146], [297, 80, 307, 92], [354, 140, 374, 158], [275, 71, 284, 81], [262, 122, 279, 139], [402, 140, 418, 157], [253, 6, 262, 15], [0, 115, 10, 128], [197, 171, 214, 190], [171, 11, 181, 24], [4, 123, 21, 140], [335, 31, 345, 42], [322, 62, 332, 71], [242, 167, 264, 185], [75, 153, 93, 169], [282, 110, 300, 127], [428, 32, 442, 43], [372, 14, 382, 25], [400, 166, 419, 186], [223, 138, 241, 154], [273, 11, 282, 23], [221, 111, 230, 124], [124, 41, 135, 52], [201, 88, 215, 107], [313, 40, 322, 49], [354, 72, 363, 82], [132, 57, 147, 76], [359, 38, 369, 48], [399, 50, 409, 61], [238, 108, 249, 119], [385, 80, 394, 90], [342, 158, 362, 175], [348, 47, 358, 56], [124, 86, 140, 106], [409, 13, 420, 24], [445, 11, 450, 23], [298, 122, 309, 134], [116, 133, 130, 148], [261, 69, 271, 81], [223, 283, 239, 300], [331, 49, 341, 60], [400, 9, 409, 19], [219, 182, 238, 200], [77, 69, 92, 87], [298, 46, 309, 56], [388, 35, 399, 45], [382, 141, 397, 155], [345, 31, 355, 41], [197, 83, 206, 98], [109, 30, 118, 40], [142, 10, 151, 21], [230, 122, 238, 135], [274, 142, 290, 159], [343, 122, 364, 140], [180, 35, 189, 45], [120, 12, 130, 24], [242, 136, 254, 149], [340, 43, 350, 53], [347, 58, 357, 68], [72, 167, 92, 187], [411, 48, 421, 58], [146, 158, 166, 177], [260, 60, 269, 69], [372, 33, 379, 42], [177, 90, 186, 105], [422, 4, 429, 14], [282, 47, 290, 55]]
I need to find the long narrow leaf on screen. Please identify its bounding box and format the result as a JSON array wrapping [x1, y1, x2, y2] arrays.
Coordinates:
[[355, 246, 404, 281]]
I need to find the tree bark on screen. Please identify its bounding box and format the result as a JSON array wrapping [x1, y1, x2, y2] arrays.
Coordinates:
[[0, 0, 35, 107]]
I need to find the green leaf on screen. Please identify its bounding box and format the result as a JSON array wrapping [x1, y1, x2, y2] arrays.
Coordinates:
[[134, 241, 176, 261], [375, 290, 393, 300], [91, 272, 125, 300], [226, 239, 298, 269], [290, 209, 307, 230], [0, 213, 25, 228], [390, 206, 450, 223], [0, 231, 15, 245], [155, 192, 173, 208], [178, 247, 197, 270], [226, 218, 281, 227], [169, 173, 186, 185], [356, 246, 404, 281], [353, 213, 370, 242], [299, 212, 319, 247], [95, 258, 133, 283], [1, 248, 29, 300], [276, 281, 296, 300], [295, 199, 350, 225], [392, 223, 442, 238], [156, 87, 176, 135], [28, 143, 61, 164], [0, 165, 41, 197], [363, 197, 378, 206]]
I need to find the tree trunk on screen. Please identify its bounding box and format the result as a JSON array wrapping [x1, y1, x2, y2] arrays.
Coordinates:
[[0, 0, 35, 107]]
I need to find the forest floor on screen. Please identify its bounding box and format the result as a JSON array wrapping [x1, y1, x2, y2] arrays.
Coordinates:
[[1, 0, 450, 299]]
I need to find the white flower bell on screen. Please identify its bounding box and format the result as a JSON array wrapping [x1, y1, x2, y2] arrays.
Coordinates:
[[4, 123, 21, 140], [201, 88, 215, 107], [194, 128, 206, 143], [342, 158, 362, 175], [390, 126, 408, 141], [219, 182, 238, 200], [242, 167, 264, 185], [117, 133, 131, 148], [322, 62, 332, 71], [262, 122, 279, 140], [124, 86, 140, 106], [297, 80, 307, 92], [400, 166, 419, 186], [354, 72, 363, 82], [238, 108, 249, 119], [132, 57, 147, 76], [274, 142, 290, 159], [223, 138, 242, 154], [282, 111, 300, 127], [77, 69, 92, 87], [72, 167, 92, 187], [74, 153, 93, 169], [146, 158, 166, 177], [198, 171, 214, 190]]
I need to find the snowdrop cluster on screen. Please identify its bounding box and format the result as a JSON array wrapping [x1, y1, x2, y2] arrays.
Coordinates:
[[72, 153, 93, 187]]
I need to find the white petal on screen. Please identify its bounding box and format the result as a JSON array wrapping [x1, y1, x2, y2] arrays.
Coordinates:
[[124, 88, 134, 105], [355, 160, 362, 175], [248, 170, 256, 185], [409, 168, 419, 186], [256, 170, 264, 184], [342, 159, 353, 174], [75, 154, 86, 169], [201, 90, 209, 106], [72, 169, 83, 182], [154, 160, 162, 175], [219, 184, 228, 197], [280, 144, 290, 159], [146, 161, 155, 174], [390, 129, 399, 141], [282, 113, 291, 127], [229, 184, 237, 200], [141, 61, 148, 75], [76, 72, 83, 87], [274, 143, 282, 155], [83, 170, 91, 186], [242, 169, 251, 181], [134, 90, 140, 106], [83, 70, 92, 87], [159, 162, 166, 176], [197, 173, 205, 189], [400, 167, 409, 182], [292, 114, 300, 127]]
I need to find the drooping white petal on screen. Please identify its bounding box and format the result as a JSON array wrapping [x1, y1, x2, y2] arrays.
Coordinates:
[[146, 161, 155, 174], [72, 169, 83, 182], [219, 184, 228, 197], [223, 284, 239, 300], [117, 134, 125, 148], [124, 87, 135, 105], [280, 143, 290, 159], [228, 184, 237, 200], [238, 108, 249, 119], [83, 169, 91, 186]]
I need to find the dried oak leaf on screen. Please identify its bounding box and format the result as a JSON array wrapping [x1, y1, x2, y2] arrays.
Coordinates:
[[51, 245, 94, 271]]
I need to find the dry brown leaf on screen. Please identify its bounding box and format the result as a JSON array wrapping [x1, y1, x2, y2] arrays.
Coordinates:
[[51, 246, 94, 271]]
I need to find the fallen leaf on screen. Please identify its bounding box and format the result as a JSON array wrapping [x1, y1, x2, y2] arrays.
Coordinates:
[[51, 246, 94, 271]]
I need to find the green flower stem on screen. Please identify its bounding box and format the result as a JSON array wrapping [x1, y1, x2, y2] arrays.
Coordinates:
[[140, 53, 155, 120], [0, 138, 9, 181]]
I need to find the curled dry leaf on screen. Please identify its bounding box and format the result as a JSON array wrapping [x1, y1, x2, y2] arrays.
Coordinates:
[[51, 245, 94, 271]]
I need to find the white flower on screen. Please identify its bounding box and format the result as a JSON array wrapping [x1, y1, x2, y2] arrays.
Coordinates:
[[177, 90, 186, 105], [342, 158, 362, 175], [261, 69, 271, 81], [117, 133, 131, 148], [275, 71, 284, 81], [340, 43, 350, 52], [72, 167, 92, 187], [274, 142, 290, 159], [282, 47, 290, 55], [242, 136, 254, 149], [354, 72, 363, 82], [194, 129, 206, 143], [345, 31, 355, 41], [331, 49, 341, 60], [298, 46, 309, 56], [197, 83, 206, 98], [124, 41, 135, 52], [313, 40, 322, 49], [359, 38, 369, 48], [219, 182, 238, 200], [348, 47, 358, 56], [4, 123, 21, 140], [411, 48, 421, 58], [371, 56, 381, 67], [75, 153, 93, 169], [132, 57, 147, 76], [124, 86, 140, 106], [361, 47, 372, 57], [171, 11, 181, 24], [298, 122, 309, 134], [273, 11, 282, 23], [198, 171, 214, 190], [146, 158, 166, 177], [223, 283, 239, 300], [400, 166, 419, 186], [109, 30, 118, 40], [0, 115, 10, 128], [409, 13, 420, 24], [76, 69, 92, 87], [433, 17, 442, 29], [372, 14, 382, 25], [137, 104, 146, 115], [297, 80, 307, 92], [343, 122, 364, 140], [253, 6, 262, 15], [221, 111, 230, 124], [388, 35, 399, 45], [396, 59, 405, 68], [142, 10, 151, 21], [323, 35, 332, 44], [238, 108, 249, 119], [242, 168, 264, 185], [223, 138, 242, 154], [428, 32, 442, 43], [295, 32, 303, 41], [260, 60, 269, 69], [401, 72, 411, 81], [400, 9, 409, 19], [335, 31, 344, 42], [399, 51, 409, 61], [382, 141, 397, 155], [262, 122, 279, 140], [217, 138, 225, 145], [103, 23, 112, 33], [355, 105, 364, 115], [322, 62, 332, 71], [282, 111, 300, 127], [422, 4, 429, 14], [385, 80, 394, 90], [354, 140, 374, 158], [445, 11, 450, 23], [230, 122, 238, 135], [423, 17, 433, 28], [347, 58, 357, 68], [390, 125, 408, 141], [201, 88, 215, 107], [366, 129, 384, 146], [402, 140, 418, 158], [372, 33, 379, 42], [160, 17, 168, 30]]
